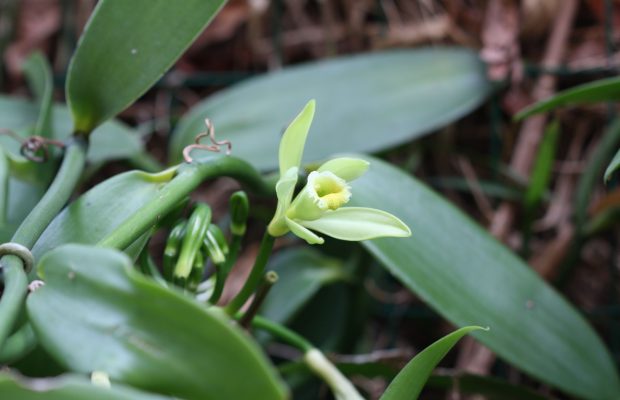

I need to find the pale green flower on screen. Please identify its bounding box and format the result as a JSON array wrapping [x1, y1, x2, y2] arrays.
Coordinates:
[[267, 100, 411, 245]]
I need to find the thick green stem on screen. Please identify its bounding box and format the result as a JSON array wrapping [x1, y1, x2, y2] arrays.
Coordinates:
[[0, 255, 28, 354], [98, 156, 272, 250], [224, 232, 275, 315], [247, 314, 313, 352], [0, 138, 87, 352], [11, 138, 87, 248], [239, 271, 278, 328]]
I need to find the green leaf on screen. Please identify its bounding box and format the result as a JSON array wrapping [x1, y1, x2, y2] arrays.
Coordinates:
[[169, 48, 491, 170], [576, 119, 620, 229], [349, 156, 620, 400], [27, 244, 287, 400], [524, 119, 559, 209], [0, 373, 170, 400], [604, 147, 620, 182], [380, 326, 484, 400], [260, 248, 347, 324], [22, 52, 54, 137], [32, 168, 177, 259], [515, 76, 620, 120], [67, 0, 226, 133], [298, 207, 411, 241], [0, 96, 143, 164], [279, 100, 315, 175]]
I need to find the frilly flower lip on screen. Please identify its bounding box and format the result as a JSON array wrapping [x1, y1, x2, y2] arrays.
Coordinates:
[[267, 100, 411, 245]]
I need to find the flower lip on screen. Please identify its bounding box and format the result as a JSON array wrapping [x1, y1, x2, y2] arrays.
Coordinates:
[[307, 170, 351, 210]]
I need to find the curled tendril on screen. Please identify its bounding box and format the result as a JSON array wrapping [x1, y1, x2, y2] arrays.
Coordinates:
[[182, 119, 232, 163], [0, 128, 65, 163]]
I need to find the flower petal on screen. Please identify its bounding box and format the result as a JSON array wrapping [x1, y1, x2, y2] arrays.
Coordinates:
[[318, 158, 369, 182], [267, 167, 299, 236], [297, 207, 411, 241], [286, 217, 325, 245], [279, 100, 316, 176]]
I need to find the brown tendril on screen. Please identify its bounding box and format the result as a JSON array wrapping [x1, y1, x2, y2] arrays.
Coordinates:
[[182, 118, 231, 163], [0, 128, 65, 163]]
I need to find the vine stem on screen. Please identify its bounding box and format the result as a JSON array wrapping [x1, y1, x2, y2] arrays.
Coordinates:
[[224, 232, 274, 316], [0, 138, 87, 352], [248, 314, 313, 352], [247, 315, 363, 400], [98, 156, 272, 250], [11, 138, 87, 248]]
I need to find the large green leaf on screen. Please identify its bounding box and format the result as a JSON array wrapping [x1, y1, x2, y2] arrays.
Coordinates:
[[27, 244, 287, 400], [260, 247, 347, 324], [67, 0, 226, 133], [515, 76, 620, 120], [380, 326, 484, 400], [348, 156, 620, 400], [169, 48, 491, 170], [0, 373, 170, 400]]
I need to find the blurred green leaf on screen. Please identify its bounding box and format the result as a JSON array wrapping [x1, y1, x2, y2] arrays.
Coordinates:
[[22, 52, 54, 137], [524, 120, 559, 209], [576, 119, 620, 230], [380, 326, 484, 400], [27, 244, 288, 400], [349, 156, 620, 400], [67, 0, 225, 133], [170, 48, 491, 170], [1, 155, 55, 240], [260, 248, 347, 324], [604, 147, 620, 182], [0, 96, 143, 164], [0, 373, 171, 400], [515, 76, 620, 120]]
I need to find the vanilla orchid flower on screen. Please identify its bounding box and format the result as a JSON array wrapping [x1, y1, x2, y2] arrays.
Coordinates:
[[267, 100, 411, 245]]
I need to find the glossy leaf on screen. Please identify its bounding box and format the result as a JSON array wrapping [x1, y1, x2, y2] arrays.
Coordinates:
[[32, 168, 177, 259], [515, 76, 620, 120], [380, 326, 484, 400], [170, 48, 491, 170], [67, 0, 226, 132], [0, 96, 143, 164], [349, 156, 620, 400], [260, 247, 347, 324], [27, 244, 287, 400], [0, 373, 170, 400]]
